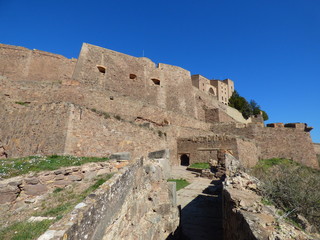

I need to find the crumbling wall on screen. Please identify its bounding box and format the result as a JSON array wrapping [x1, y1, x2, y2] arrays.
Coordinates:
[[38, 156, 179, 240], [177, 135, 258, 167], [223, 154, 315, 240], [0, 44, 76, 82]]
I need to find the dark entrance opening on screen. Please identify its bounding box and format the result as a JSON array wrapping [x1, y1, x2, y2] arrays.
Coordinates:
[[180, 154, 190, 166]]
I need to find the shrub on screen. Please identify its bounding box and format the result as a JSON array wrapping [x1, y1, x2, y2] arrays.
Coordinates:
[[251, 159, 320, 232]]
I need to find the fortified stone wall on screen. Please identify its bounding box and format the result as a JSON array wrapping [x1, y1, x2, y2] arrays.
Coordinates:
[[63, 104, 168, 159], [0, 100, 69, 158], [177, 135, 258, 167], [0, 44, 76, 82], [72, 43, 198, 118], [211, 123, 318, 168], [314, 143, 320, 155], [38, 156, 179, 240]]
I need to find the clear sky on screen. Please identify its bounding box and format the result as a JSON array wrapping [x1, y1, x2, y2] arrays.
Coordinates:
[[1, 0, 319, 142]]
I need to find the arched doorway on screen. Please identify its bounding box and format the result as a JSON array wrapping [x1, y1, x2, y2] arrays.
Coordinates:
[[209, 87, 215, 95], [180, 154, 190, 166]]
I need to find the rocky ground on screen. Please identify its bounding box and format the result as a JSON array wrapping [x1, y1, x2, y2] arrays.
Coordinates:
[[0, 160, 128, 231]]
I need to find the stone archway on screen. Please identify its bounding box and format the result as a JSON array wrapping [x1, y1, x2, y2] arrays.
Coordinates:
[[180, 154, 190, 166], [209, 87, 215, 95]]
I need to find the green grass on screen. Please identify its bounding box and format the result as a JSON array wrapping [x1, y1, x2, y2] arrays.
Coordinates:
[[168, 178, 190, 191], [1, 173, 114, 239], [0, 155, 109, 179], [35, 174, 114, 218], [0, 220, 54, 240], [189, 162, 210, 169], [14, 101, 30, 106]]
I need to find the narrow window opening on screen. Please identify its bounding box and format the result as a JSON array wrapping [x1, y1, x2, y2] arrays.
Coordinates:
[[129, 74, 137, 80], [97, 65, 106, 74], [151, 78, 160, 85], [180, 154, 190, 166]]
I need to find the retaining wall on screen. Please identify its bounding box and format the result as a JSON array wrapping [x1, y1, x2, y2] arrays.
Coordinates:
[[38, 156, 179, 240]]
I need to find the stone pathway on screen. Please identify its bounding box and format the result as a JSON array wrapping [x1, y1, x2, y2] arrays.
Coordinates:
[[171, 166, 223, 240]]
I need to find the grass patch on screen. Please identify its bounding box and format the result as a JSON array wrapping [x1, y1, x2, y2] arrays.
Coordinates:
[[168, 178, 190, 191], [189, 162, 210, 169], [0, 155, 109, 179], [35, 174, 113, 218], [0, 220, 53, 240], [14, 101, 30, 106]]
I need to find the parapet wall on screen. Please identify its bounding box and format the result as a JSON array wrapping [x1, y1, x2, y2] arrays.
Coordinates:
[[211, 123, 318, 168], [38, 156, 179, 240], [0, 44, 76, 82]]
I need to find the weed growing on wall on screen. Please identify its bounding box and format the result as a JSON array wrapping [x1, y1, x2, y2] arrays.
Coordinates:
[[251, 158, 320, 232]]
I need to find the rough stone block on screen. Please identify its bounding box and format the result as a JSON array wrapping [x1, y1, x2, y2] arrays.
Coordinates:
[[109, 152, 131, 161], [23, 184, 47, 196]]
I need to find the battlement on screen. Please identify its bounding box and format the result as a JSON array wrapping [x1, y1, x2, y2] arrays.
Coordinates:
[[266, 122, 313, 132]]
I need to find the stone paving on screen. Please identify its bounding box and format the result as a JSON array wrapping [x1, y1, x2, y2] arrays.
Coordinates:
[[171, 166, 223, 240]]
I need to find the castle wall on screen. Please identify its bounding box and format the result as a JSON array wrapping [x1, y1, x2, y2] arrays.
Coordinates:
[[72, 43, 198, 118], [63, 104, 168, 159], [38, 157, 179, 240], [253, 127, 318, 167], [0, 101, 69, 158], [211, 123, 318, 168], [177, 135, 258, 167], [314, 143, 320, 155], [0, 44, 76, 82]]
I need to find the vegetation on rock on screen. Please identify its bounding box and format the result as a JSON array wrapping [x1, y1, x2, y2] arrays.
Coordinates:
[[0, 173, 113, 240], [228, 90, 269, 120], [0, 155, 109, 179], [251, 158, 320, 232]]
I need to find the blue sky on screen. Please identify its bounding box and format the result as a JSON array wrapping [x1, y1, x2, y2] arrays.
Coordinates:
[[1, 0, 320, 142]]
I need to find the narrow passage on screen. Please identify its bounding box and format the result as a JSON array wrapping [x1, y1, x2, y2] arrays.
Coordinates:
[[170, 166, 223, 240]]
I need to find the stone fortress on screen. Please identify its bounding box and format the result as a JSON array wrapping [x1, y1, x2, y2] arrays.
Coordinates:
[[0, 42, 318, 168], [0, 43, 319, 240]]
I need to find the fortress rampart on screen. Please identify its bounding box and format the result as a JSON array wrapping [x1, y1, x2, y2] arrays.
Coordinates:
[[211, 122, 318, 168], [0, 44, 76, 82], [0, 43, 318, 168]]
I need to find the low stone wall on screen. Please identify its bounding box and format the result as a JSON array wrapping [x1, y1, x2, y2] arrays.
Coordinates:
[[38, 156, 179, 240], [0, 161, 121, 205]]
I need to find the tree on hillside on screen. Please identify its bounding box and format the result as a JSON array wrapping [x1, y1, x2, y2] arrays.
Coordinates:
[[228, 91, 269, 121]]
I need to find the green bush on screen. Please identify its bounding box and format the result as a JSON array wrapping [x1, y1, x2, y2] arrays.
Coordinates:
[[252, 158, 320, 232]]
